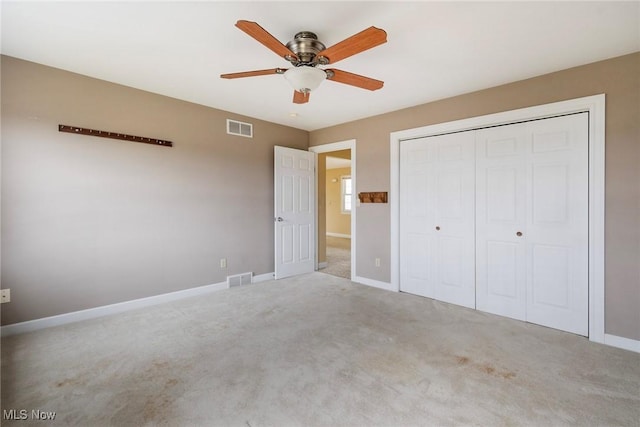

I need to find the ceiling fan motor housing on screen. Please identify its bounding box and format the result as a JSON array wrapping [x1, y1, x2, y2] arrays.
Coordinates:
[[286, 31, 327, 65]]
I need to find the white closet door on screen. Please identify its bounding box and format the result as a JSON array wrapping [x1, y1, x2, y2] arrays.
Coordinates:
[[525, 113, 589, 336], [476, 123, 528, 320], [400, 132, 475, 309], [476, 113, 589, 335]]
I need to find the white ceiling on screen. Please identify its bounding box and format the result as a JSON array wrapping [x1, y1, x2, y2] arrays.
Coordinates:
[[1, 1, 638, 131]]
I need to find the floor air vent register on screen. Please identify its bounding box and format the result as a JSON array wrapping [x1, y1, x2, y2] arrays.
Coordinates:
[[227, 272, 253, 287]]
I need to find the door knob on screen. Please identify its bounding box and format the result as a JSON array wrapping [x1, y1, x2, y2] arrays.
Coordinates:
[[276, 217, 284, 222], [516, 231, 523, 237], [435, 226, 441, 231]]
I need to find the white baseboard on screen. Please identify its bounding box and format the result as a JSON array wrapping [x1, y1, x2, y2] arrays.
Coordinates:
[[1, 271, 278, 337], [252, 272, 275, 283], [354, 276, 397, 292], [604, 334, 640, 353], [317, 262, 328, 269], [1, 280, 230, 337], [326, 232, 351, 239]]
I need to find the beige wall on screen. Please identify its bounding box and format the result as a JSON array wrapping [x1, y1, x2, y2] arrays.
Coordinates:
[[1, 56, 308, 325], [2, 52, 638, 341], [310, 52, 640, 341], [325, 167, 351, 236]]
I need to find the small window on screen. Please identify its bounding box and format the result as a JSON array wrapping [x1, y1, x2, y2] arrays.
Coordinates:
[[341, 176, 352, 214]]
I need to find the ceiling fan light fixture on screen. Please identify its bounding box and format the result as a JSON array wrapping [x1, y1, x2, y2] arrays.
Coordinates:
[[284, 66, 326, 93]]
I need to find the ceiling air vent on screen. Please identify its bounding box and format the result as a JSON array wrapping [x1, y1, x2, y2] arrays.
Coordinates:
[[227, 119, 253, 138]]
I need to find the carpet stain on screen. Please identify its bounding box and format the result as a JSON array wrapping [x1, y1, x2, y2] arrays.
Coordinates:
[[456, 356, 470, 365], [151, 361, 170, 372], [481, 364, 496, 375], [454, 355, 516, 380], [55, 376, 85, 388], [142, 377, 180, 422], [55, 359, 114, 388], [141, 361, 181, 422]]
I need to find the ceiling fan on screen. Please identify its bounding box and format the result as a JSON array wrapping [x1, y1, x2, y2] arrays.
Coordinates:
[[220, 20, 387, 104]]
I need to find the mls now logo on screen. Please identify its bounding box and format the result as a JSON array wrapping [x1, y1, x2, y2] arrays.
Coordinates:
[[3, 409, 28, 420], [3, 409, 56, 420]]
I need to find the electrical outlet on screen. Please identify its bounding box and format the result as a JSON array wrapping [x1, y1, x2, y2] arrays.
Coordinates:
[[375, 258, 381, 267], [220, 258, 227, 269], [1, 289, 11, 303]]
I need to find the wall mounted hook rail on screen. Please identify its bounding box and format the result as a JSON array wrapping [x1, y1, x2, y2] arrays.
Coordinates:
[[58, 125, 173, 147]]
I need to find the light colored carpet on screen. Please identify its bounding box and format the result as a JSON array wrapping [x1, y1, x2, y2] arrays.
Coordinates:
[[322, 236, 350, 279], [2, 272, 639, 426]]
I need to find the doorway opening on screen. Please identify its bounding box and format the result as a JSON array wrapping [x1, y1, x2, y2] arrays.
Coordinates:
[[310, 140, 356, 281], [322, 153, 351, 278]]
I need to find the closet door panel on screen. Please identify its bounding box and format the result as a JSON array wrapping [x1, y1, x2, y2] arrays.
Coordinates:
[[525, 113, 589, 336], [400, 139, 433, 298], [477, 113, 588, 335], [433, 133, 476, 308], [400, 132, 475, 308], [476, 124, 527, 320]]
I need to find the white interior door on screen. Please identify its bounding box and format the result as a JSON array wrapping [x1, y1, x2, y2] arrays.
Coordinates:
[[476, 113, 589, 335], [274, 146, 315, 279], [400, 132, 476, 308]]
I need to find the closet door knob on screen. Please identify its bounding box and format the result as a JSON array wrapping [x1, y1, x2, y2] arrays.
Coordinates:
[[435, 226, 441, 231], [516, 231, 523, 237]]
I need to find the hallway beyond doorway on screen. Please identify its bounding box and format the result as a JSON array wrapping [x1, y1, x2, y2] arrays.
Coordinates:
[[321, 236, 350, 279]]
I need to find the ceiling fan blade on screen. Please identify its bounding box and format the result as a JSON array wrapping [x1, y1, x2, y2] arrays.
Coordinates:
[[220, 68, 286, 79], [326, 69, 384, 91], [235, 20, 298, 61], [293, 91, 310, 104], [317, 27, 387, 65]]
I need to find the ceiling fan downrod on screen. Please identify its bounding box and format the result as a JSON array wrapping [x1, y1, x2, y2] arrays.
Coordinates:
[[285, 31, 329, 66]]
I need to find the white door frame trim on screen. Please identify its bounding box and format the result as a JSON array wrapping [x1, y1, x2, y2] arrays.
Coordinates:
[[390, 94, 605, 343], [310, 139, 356, 281]]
